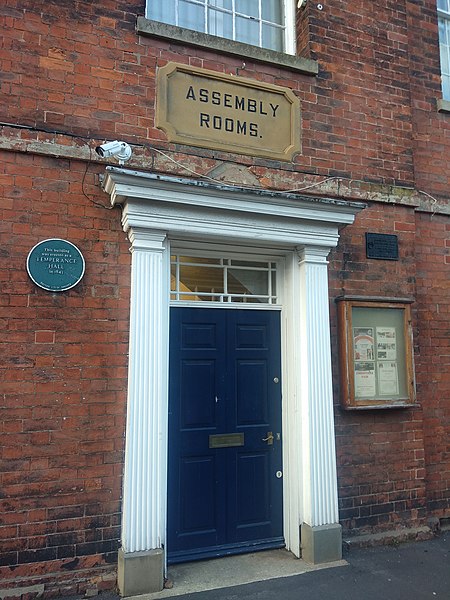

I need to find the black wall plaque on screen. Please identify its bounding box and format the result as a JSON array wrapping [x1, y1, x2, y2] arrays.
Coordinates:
[[365, 233, 399, 260]]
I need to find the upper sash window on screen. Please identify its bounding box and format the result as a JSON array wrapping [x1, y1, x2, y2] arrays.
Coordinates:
[[438, 0, 450, 100], [146, 0, 295, 54]]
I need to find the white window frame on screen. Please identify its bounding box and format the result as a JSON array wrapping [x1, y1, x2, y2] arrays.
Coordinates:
[[170, 253, 279, 305], [438, 1, 450, 100], [146, 0, 296, 55]]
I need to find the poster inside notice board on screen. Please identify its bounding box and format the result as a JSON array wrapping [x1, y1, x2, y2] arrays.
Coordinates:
[[353, 323, 400, 398]]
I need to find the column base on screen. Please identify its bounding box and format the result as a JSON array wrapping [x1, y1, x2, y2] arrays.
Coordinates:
[[301, 523, 342, 564], [118, 548, 164, 596]]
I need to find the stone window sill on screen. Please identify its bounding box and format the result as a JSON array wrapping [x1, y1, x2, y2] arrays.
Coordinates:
[[136, 17, 318, 76], [437, 99, 450, 114]]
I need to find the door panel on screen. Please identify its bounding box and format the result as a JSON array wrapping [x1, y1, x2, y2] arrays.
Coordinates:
[[236, 360, 268, 425], [235, 452, 270, 523], [168, 308, 283, 563], [180, 360, 216, 428], [180, 455, 216, 531]]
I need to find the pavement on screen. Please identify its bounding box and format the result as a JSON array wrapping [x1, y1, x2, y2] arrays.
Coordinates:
[[81, 533, 450, 600]]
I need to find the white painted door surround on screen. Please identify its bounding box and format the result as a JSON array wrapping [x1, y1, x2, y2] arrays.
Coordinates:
[[102, 168, 365, 596]]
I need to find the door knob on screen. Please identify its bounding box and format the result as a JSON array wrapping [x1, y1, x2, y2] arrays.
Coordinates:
[[262, 431, 274, 445]]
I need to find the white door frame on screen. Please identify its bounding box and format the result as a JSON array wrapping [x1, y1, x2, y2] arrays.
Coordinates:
[[102, 168, 365, 595]]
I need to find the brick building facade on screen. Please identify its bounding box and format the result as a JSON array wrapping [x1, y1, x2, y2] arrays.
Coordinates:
[[1, 0, 449, 596]]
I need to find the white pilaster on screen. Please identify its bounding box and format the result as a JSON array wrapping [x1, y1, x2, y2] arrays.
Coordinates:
[[298, 246, 339, 529], [121, 228, 169, 554]]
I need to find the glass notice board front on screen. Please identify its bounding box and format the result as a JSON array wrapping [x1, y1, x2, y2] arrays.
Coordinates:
[[336, 298, 416, 409]]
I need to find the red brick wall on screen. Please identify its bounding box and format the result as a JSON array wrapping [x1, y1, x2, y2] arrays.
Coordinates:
[[329, 205, 450, 536], [328, 203, 427, 536], [0, 150, 130, 594], [407, 0, 450, 199], [415, 214, 450, 520], [0, 0, 449, 594], [306, 0, 415, 186]]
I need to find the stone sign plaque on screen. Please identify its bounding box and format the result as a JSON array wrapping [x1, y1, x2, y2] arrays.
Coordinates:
[[156, 62, 301, 161], [27, 239, 85, 292]]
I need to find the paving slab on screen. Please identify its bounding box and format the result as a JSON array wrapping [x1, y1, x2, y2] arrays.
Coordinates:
[[128, 548, 346, 599], [129, 534, 450, 600]]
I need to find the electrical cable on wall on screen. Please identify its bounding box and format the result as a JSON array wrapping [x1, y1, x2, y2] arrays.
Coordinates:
[[0, 121, 443, 211], [148, 144, 342, 193]]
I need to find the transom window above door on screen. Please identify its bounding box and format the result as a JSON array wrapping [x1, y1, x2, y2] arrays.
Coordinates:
[[146, 0, 294, 53], [170, 255, 278, 303]]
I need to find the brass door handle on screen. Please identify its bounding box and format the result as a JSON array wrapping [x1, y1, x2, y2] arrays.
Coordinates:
[[262, 431, 274, 445]]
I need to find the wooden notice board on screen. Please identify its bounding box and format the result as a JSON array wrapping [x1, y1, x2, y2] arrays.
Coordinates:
[[336, 297, 416, 410]]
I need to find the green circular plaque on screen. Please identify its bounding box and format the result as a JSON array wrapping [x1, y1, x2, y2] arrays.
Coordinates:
[[27, 239, 85, 292]]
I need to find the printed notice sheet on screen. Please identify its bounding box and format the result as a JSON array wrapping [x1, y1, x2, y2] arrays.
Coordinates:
[[377, 361, 399, 395], [376, 327, 397, 360], [353, 327, 375, 361], [354, 361, 376, 397]]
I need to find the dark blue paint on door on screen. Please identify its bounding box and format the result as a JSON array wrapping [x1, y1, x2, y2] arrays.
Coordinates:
[[168, 308, 283, 563]]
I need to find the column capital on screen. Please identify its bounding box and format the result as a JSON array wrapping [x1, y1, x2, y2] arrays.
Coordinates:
[[127, 227, 167, 253], [296, 245, 331, 265]]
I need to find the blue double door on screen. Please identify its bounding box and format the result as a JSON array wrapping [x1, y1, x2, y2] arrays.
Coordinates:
[[167, 308, 283, 563]]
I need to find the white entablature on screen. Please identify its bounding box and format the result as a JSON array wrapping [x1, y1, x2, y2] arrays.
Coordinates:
[[103, 168, 364, 251]]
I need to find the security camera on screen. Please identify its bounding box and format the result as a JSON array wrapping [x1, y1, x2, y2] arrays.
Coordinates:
[[95, 140, 132, 164]]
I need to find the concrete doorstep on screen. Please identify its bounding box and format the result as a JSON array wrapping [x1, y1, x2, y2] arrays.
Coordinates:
[[126, 549, 347, 600]]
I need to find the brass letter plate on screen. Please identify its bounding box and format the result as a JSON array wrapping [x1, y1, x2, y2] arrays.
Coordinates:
[[209, 433, 244, 448]]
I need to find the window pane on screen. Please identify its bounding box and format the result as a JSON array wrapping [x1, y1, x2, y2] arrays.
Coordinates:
[[271, 270, 276, 295], [230, 296, 266, 303], [208, 8, 233, 38], [180, 265, 224, 294], [439, 18, 448, 45], [179, 0, 206, 31], [439, 16, 450, 99], [230, 260, 268, 267], [177, 256, 221, 264], [235, 0, 259, 18], [235, 15, 259, 45], [441, 44, 449, 74], [262, 23, 284, 52], [227, 268, 268, 296], [147, 2, 176, 24], [209, 0, 233, 10], [262, 0, 284, 24], [443, 75, 450, 100], [437, 0, 449, 12]]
